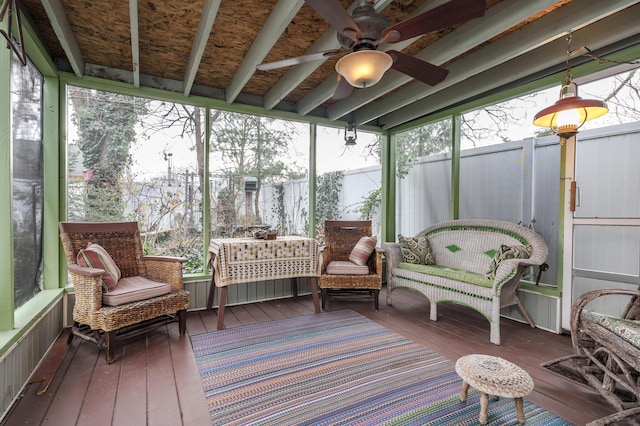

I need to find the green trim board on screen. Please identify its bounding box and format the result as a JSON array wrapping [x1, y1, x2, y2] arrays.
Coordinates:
[[451, 115, 460, 220], [202, 109, 211, 264], [42, 77, 61, 291], [0, 17, 15, 330], [58, 73, 382, 134], [381, 131, 395, 242], [308, 123, 317, 237]]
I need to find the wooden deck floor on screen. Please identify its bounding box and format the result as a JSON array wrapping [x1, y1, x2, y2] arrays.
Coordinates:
[[2, 287, 616, 425]]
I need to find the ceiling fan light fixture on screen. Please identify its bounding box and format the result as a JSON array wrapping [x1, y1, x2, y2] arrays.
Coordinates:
[[335, 50, 392, 89]]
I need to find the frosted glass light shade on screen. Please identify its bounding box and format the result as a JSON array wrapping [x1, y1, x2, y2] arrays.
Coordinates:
[[335, 50, 393, 88]]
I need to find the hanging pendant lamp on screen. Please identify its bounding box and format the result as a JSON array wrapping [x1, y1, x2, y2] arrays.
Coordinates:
[[533, 33, 608, 141]]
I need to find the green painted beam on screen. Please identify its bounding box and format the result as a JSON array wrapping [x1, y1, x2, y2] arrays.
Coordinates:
[[203, 108, 212, 265], [42, 76, 61, 290], [450, 116, 460, 220], [58, 72, 382, 133], [308, 123, 317, 238], [381, 131, 395, 242], [0, 17, 15, 330]]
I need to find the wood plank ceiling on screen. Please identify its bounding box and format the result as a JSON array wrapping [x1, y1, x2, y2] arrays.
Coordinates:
[[20, 0, 640, 130]]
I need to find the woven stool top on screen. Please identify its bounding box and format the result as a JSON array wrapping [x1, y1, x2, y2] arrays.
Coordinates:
[[455, 354, 534, 398]]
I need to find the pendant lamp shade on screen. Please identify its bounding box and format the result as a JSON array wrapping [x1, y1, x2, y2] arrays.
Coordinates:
[[533, 82, 608, 139], [335, 50, 393, 89]]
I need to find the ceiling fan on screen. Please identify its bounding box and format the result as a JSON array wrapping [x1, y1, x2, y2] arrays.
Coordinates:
[[257, 0, 487, 99]]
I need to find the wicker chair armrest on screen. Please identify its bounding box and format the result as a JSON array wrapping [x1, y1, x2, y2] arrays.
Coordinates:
[[363, 249, 385, 277], [493, 259, 527, 286], [143, 255, 187, 263], [68, 266, 105, 328], [381, 242, 401, 285], [570, 289, 640, 350], [68, 263, 106, 277], [143, 257, 185, 291]]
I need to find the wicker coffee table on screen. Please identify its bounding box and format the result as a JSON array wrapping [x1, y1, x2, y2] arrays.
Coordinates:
[[455, 354, 534, 425]]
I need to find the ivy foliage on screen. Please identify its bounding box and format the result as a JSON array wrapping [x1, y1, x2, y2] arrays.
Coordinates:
[[69, 87, 147, 220], [316, 170, 343, 224], [271, 183, 287, 234], [356, 188, 381, 220]]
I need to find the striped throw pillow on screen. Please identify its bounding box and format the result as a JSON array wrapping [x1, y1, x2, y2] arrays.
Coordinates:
[[77, 242, 122, 292], [349, 236, 377, 266]]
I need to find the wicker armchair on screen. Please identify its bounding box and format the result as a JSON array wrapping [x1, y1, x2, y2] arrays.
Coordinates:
[[319, 220, 383, 310], [59, 222, 190, 363], [568, 288, 640, 425]]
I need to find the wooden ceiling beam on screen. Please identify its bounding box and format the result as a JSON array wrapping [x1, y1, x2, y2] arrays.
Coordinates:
[[183, 0, 221, 96], [357, 0, 640, 126], [380, 6, 640, 129], [128, 0, 140, 87], [225, 0, 304, 104], [40, 0, 84, 77]]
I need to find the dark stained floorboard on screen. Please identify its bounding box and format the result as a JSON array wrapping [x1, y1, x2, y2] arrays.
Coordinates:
[[2, 286, 616, 425]]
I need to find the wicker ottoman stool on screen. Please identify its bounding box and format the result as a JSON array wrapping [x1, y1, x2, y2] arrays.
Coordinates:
[[455, 354, 534, 425]]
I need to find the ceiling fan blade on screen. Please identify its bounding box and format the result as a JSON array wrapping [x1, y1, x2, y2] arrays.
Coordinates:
[[381, 0, 486, 44], [305, 0, 362, 36], [257, 49, 343, 71], [332, 76, 354, 100], [388, 50, 449, 86]]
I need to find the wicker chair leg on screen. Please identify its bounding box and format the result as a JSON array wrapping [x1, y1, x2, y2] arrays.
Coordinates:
[[321, 289, 327, 310], [374, 289, 380, 311], [177, 309, 187, 335], [67, 323, 77, 344], [105, 331, 117, 364]]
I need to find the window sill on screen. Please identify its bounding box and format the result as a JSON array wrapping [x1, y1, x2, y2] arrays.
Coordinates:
[[0, 289, 65, 356]]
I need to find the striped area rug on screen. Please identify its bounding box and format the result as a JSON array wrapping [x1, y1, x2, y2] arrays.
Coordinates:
[[191, 310, 570, 425]]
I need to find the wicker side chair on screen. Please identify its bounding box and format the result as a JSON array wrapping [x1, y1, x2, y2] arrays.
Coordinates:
[[319, 220, 383, 310], [59, 221, 190, 363], [568, 287, 640, 425]]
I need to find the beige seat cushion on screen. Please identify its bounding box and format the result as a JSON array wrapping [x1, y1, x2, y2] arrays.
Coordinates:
[[325, 260, 370, 275], [102, 276, 172, 307]]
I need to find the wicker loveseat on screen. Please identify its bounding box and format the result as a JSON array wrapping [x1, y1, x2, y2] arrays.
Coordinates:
[[59, 221, 190, 363], [381, 219, 548, 345]]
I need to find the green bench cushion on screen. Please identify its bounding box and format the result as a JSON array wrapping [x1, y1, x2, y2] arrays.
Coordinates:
[[597, 316, 640, 349], [397, 263, 493, 288]]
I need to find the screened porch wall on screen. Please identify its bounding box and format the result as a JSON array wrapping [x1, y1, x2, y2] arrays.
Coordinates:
[[62, 123, 640, 333]]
